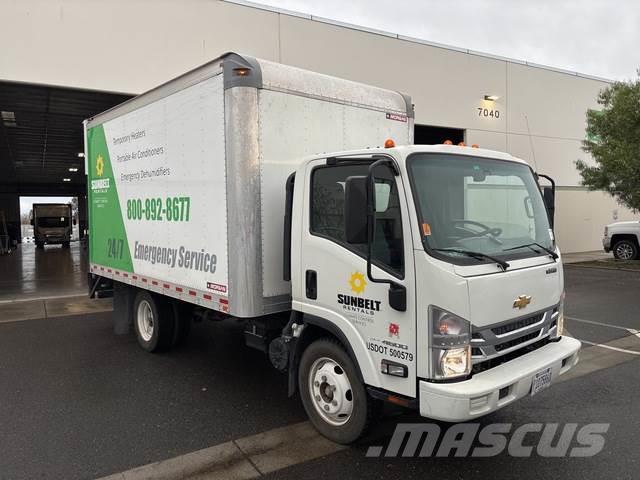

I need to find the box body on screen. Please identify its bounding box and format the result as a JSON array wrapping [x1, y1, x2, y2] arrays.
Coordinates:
[[86, 53, 413, 317]]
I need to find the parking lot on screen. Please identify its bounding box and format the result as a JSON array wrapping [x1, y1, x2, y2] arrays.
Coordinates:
[[0, 258, 638, 480]]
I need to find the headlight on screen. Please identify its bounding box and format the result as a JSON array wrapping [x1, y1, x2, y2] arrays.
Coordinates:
[[429, 306, 471, 380]]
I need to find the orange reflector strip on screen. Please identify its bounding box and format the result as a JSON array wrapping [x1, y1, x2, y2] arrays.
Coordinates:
[[387, 395, 410, 408], [422, 223, 432, 236]]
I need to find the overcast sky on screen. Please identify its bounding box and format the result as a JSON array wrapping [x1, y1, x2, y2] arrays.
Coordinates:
[[256, 0, 640, 81]]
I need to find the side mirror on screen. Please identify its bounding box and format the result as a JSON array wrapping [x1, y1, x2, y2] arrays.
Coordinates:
[[542, 186, 555, 228], [344, 175, 368, 244]]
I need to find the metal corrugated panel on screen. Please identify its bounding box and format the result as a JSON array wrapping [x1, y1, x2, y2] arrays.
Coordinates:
[[257, 58, 412, 116]]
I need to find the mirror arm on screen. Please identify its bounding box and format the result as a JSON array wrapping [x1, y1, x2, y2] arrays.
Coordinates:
[[364, 160, 407, 312], [537, 173, 556, 195], [365, 160, 395, 286]]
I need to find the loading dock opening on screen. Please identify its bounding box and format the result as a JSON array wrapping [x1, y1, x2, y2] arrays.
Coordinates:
[[414, 124, 465, 145], [0, 81, 131, 299]]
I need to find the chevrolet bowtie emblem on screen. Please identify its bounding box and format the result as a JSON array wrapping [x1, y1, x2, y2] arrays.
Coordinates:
[[513, 295, 532, 309]]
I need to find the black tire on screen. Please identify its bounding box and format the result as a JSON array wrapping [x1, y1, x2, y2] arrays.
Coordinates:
[[133, 290, 175, 352], [298, 338, 374, 444], [612, 239, 638, 260], [171, 300, 192, 347]]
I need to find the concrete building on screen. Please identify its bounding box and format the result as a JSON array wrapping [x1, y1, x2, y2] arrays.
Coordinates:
[[0, 0, 634, 252]]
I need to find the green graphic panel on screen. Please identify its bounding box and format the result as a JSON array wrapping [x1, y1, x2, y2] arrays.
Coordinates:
[[87, 125, 134, 272]]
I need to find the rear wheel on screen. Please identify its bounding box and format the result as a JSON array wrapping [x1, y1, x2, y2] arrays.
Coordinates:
[[298, 338, 374, 444], [133, 290, 174, 352], [613, 239, 638, 260]]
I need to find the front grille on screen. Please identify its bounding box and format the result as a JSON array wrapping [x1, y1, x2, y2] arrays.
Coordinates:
[[472, 337, 551, 374], [470, 306, 558, 373], [491, 313, 543, 335], [494, 331, 539, 351]]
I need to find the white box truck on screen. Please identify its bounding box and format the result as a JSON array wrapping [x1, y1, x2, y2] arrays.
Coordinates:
[[85, 52, 580, 444]]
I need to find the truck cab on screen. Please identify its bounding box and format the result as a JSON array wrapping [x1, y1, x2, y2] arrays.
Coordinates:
[[287, 143, 580, 442]]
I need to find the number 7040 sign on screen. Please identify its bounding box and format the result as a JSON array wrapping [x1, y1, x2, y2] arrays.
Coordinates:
[[478, 107, 500, 119]]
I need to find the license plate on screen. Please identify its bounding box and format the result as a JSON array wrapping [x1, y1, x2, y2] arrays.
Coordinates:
[[530, 367, 552, 396]]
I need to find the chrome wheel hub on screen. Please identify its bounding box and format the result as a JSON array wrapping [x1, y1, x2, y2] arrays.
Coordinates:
[[309, 357, 353, 426], [136, 300, 154, 342], [616, 244, 634, 260]]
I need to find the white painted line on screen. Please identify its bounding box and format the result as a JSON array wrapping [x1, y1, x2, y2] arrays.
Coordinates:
[[565, 315, 638, 332], [578, 339, 640, 356], [97, 422, 345, 480], [627, 328, 640, 339], [97, 440, 258, 480]]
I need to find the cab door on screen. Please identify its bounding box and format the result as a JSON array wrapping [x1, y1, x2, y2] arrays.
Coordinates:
[[295, 157, 417, 398]]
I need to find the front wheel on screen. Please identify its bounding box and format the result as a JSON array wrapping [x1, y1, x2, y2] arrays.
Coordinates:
[[613, 240, 638, 260], [298, 338, 374, 444]]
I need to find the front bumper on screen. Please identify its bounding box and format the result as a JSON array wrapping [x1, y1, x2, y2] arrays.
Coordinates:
[[418, 336, 580, 422]]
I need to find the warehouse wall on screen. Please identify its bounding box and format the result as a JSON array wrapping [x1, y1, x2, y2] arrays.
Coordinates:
[[1, 0, 633, 252]]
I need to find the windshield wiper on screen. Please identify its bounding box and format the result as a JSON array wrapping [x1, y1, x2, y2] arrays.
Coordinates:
[[433, 248, 510, 271], [503, 242, 558, 260]]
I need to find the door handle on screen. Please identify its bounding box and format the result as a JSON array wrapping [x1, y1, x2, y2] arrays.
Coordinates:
[[306, 270, 317, 300]]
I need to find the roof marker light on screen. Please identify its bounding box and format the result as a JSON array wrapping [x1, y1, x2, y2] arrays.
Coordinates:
[[233, 67, 251, 76], [471, 144, 480, 148], [384, 139, 395, 148], [443, 140, 453, 145], [458, 142, 466, 147]]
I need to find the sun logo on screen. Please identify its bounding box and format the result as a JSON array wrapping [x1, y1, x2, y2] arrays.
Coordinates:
[[96, 155, 104, 177], [348, 271, 367, 295]]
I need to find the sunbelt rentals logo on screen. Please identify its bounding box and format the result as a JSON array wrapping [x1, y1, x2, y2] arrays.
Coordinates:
[[337, 271, 381, 315], [96, 154, 105, 177], [348, 271, 367, 294], [91, 154, 110, 191]]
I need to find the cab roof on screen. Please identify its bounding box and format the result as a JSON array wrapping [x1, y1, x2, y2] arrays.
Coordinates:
[[311, 144, 529, 166]]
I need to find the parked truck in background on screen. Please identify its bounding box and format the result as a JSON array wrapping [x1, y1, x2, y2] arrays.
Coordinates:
[[85, 53, 580, 443], [602, 221, 640, 260], [31, 203, 73, 249]]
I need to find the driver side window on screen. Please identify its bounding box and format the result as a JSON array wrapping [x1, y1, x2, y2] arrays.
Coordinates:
[[310, 163, 404, 278]]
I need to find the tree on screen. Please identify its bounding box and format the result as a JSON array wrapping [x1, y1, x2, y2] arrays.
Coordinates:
[[576, 72, 640, 211]]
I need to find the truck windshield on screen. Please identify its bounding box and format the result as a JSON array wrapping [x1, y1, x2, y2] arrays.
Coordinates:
[[407, 153, 553, 264], [37, 216, 69, 228]]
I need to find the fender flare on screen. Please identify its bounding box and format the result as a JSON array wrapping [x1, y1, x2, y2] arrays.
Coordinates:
[[287, 313, 366, 397]]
